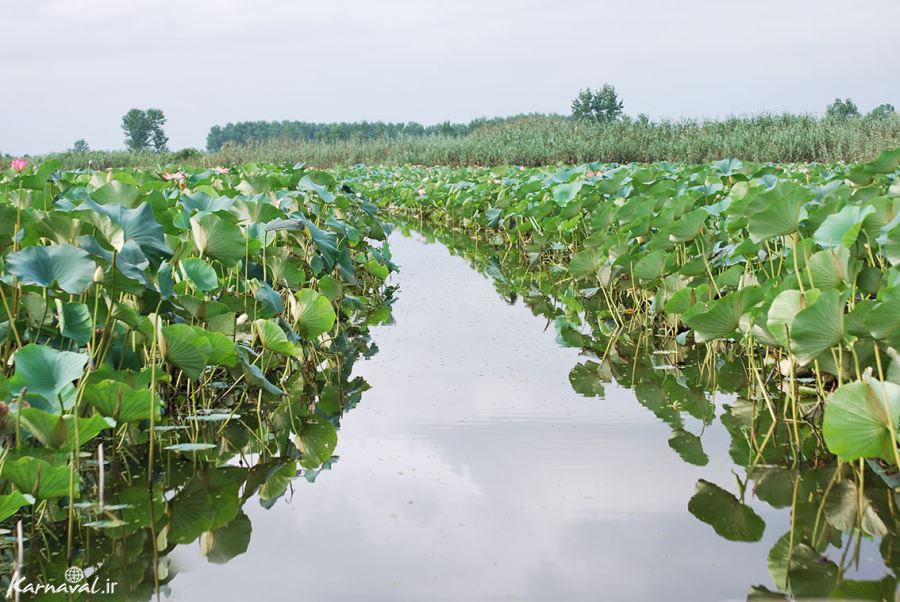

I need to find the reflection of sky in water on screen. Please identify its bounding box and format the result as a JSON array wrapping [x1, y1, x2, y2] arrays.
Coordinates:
[[164, 232, 885, 600]]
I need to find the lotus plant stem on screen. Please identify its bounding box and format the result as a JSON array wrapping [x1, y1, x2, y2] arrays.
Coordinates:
[[97, 443, 105, 513], [0, 285, 22, 347], [784, 471, 801, 589], [811, 462, 842, 548], [873, 344, 900, 468], [148, 308, 161, 486], [791, 234, 806, 296]]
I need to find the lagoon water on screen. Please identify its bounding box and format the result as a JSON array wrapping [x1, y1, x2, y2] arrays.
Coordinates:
[[161, 232, 877, 601]]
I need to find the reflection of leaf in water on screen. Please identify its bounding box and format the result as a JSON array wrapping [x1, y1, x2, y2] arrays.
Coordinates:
[[688, 479, 764, 542], [568, 361, 605, 398], [167, 468, 245, 544], [667, 429, 708, 466], [752, 467, 794, 509], [294, 419, 338, 469], [746, 584, 788, 600], [201, 511, 252, 564], [767, 533, 837, 598], [258, 461, 298, 509], [829, 578, 898, 602], [824, 480, 888, 536]]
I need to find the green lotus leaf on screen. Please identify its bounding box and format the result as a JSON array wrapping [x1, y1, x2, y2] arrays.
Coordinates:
[[10, 344, 87, 412], [0, 456, 77, 500], [551, 181, 583, 206], [813, 204, 875, 249], [668, 208, 708, 243], [254, 319, 297, 357], [5, 243, 96, 294], [823, 376, 900, 462], [806, 247, 851, 290], [181, 257, 219, 293], [789, 289, 844, 365], [684, 286, 763, 343], [55, 300, 93, 346], [766, 289, 808, 350], [162, 323, 212, 380], [365, 259, 389, 280], [68, 198, 171, 264], [191, 213, 246, 267], [633, 250, 666, 282], [0, 491, 35, 522], [191, 326, 237, 367], [83, 379, 162, 423], [567, 248, 601, 279], [747, 184, 810, 243], [16, 408, 114, 449], [866, 286, 900, 347], [294, 289, 336, 339]]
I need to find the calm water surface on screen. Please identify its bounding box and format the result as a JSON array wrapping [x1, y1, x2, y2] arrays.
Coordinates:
[[160, 232, 877, 601]]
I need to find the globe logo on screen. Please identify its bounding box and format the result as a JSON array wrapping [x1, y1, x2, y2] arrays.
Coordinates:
[[64, 566, 85, 584]]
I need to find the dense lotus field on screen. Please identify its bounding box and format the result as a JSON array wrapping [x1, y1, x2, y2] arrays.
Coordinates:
[[1, 148, 900, 597], [0, 162, 396, 595]]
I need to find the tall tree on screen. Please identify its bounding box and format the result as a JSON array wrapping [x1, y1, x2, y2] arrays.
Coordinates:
[[121, 108, 168, 151], [825, 98, 860, 120], [867, 103, 896, 120], [146, 108, 168, 151], [571, 84, 624, 123]]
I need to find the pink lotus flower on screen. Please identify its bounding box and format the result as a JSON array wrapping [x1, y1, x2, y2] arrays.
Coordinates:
[[585, 170, 595, 178], [10, 159, 27, 173], [417, 188, 426, 196], [161, 171, 186, 181], [212, 166, 229, 174]]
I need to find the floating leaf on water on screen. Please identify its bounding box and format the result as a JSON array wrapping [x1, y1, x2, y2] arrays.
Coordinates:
[[164, 443, 218, 452]]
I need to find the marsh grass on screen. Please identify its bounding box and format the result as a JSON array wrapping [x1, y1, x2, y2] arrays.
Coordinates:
[[17, 114, 900, 170]]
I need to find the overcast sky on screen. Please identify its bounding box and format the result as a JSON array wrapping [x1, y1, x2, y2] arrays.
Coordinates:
[[2, 0, 898, 155]]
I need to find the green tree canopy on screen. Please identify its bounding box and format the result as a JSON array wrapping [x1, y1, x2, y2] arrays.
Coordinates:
[[867, 103, 896, 120], [122, 108, 168, 151], [571, 84, 624, 123], [826, 98, 860, 120]]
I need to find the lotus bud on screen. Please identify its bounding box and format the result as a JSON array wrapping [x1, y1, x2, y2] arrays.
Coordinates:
[[235, 313, 249, 327], [93, 265, 105, 282]]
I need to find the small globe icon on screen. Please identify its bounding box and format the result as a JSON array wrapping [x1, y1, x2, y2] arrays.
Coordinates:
[[64, 566, 84, 584]]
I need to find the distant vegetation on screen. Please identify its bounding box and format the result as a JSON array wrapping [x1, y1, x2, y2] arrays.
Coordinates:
[[205, 114, 552, 151], [7, 90, 897, 168], [28, 113, 899, 170]]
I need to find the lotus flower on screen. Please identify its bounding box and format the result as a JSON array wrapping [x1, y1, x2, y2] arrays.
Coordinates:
[[417, 188, 426, 196], [10, 159, 27, 173], [212, 166, 229, 174], [585, 170, 595, 178], [161, 171, 186, 181]]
